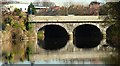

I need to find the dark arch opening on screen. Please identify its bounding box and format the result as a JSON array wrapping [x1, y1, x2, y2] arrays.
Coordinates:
[[37, 25, 69, 50], [106, 24, 120, 48], [73, 24, 103, 48]]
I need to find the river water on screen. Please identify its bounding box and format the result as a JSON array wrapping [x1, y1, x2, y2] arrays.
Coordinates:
[[1, 38, 120, 65]]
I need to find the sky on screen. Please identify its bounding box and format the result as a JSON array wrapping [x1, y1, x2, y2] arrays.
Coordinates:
[[5, 0, 120, 6]]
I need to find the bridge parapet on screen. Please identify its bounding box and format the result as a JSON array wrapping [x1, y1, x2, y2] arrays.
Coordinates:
[[28, 15, 106, 22]]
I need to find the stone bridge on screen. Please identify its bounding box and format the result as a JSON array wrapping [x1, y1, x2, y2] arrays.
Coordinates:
[[29, 15, 109, 34], [28, 15, 113, 52]]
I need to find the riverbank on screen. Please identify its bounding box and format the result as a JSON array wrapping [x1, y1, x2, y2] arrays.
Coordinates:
[[1, 30, 37, 41], [1, 12, 37, 41]]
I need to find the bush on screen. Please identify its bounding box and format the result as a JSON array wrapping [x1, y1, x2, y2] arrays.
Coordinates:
[[19, 13, 24, 19], [4, 17, 12, 25], [3, 52, 14, 63], [12, 22, 21, 28], [25, 23, 33, 31], [14, 8, 21, 16], [26, 41, 35, 54], [28, 3, 36, 15], [11, 28, 24, 40], [37, 30, 44, 40], [107, 24, 120, 48]]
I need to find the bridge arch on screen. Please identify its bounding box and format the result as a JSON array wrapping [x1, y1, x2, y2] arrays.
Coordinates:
[[36, 23, 70, 33], [106, 24, 120, 48], [73, 24, 103, 48], [37, 24, 69, 50], [35, 23, 107, 35], [71, 23, 101, 32], [34, 22, 111, 51]]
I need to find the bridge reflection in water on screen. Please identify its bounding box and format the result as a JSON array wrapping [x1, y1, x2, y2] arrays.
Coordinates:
[[1, 39, 117, 64]]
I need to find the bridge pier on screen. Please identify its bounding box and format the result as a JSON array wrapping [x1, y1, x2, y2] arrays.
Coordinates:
[[61, 32, 76, 52]]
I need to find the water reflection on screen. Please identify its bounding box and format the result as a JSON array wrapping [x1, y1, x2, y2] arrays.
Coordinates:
[[1, 40, 120, 65], [102, 49, 120, 65], [40, 38, 68, 50], [2, 40, 36, 64]]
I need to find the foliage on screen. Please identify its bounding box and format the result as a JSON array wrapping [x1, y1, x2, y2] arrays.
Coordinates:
[[25, 46, 33, 61], [2, 17, 13, 30], [102, 55, 120, 65], [26, 47, 32, 55], [28, 3, 36, 15], [3, 15, 25, 31], [12, 21, 26, 31], [25, 22, 33, 31], [4, 17, 12, 25], [68, 5, 84, 15], [105, 1, 120, 47], [102, 50, 120, 65], [99, 4, 108, 15], [2, 23, 6, 30], [4, 52, 14, 63], [12, 22, 20, 28], [105, 2, 120, 24], [19, 13, 23, 18], [27, 41, 35, 53], [37, 30, 44, 40], [58, 7, 67, 16], [25, 31, 36, 38], [19, 19, 26, 31], [42, 2, 55, 7], [0, 23, 2, 30], [106, 24, 120, 48], [11, 28, 24, 40], [14, 8, 21, 16], [2, 40, 36, 63], [12, 41, 24, 55]]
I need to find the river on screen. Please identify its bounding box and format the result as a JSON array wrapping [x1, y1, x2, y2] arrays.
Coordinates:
[[1, 38, 120, 65]]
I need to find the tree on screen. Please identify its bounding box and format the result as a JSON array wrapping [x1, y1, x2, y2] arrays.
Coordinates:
[[99, 4, 108, 15], [4, 17, 12, 25], [14, 8, 21, 16], [105, 1, 120, 48], [105, 2, 120, 24], [28, 3, 36, 15], [42, 2, 55, 7], [68, 5, 84, 15], [57, 7, 67, 16], [25, 22, 33, 31]]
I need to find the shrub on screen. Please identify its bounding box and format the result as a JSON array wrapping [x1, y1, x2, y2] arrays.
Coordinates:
[[25, 23, 33, 31], [12, 22, 21, 28], [107, 24, 120, 48], [14, 8, 21, 16], [28, 3, 36, 15], [4, 17, 12, 25], [37, 30, 44, 40], [11, 28, 24, 40]]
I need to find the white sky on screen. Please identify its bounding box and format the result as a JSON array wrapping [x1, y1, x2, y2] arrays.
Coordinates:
[[5, 0, 120, 6]]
